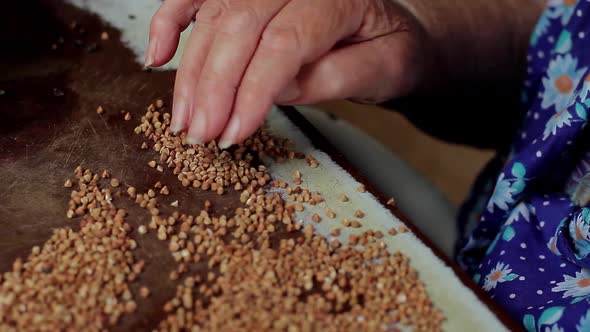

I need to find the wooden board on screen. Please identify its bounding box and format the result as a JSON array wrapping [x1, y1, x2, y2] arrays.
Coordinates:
[[0, 1, 520, 331]]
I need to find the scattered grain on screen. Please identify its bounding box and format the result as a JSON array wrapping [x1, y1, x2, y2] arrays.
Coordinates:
[[330, 227, 340, 237], [1, 170, 141, 330], [48, 100, 443, 331], [138, 225, 147, 235], [326, 209, 336, 219], [311, 213, 321, 223]]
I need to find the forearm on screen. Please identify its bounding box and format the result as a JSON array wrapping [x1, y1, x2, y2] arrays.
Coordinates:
[[380, 0, 545, 149], [398, 0, 545, 86]]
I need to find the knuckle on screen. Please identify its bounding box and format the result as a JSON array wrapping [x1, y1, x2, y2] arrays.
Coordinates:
[[222, 5, 260, 34], [150, 12, 169, 31], [260, 23, 302, 53], [315, 60, 345, 95], [198, 70, 227, 89], [238, 83, 268, 106], [195, 1, 227, 27]]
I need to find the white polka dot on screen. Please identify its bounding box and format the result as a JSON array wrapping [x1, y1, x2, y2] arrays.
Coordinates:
[[520, 243, 527, 249], [527, 55, 532, 61], [534, 112, 540, 119], [561, 263, 567, 267], [520, 256, 526, 260], [578, 9, 583, 17], [521, 132, 527, 139], [527, 67, 533, 74], [527, 306, 534, 310], [540, 221, 545, 228], [543, 201, 550, 206], [539, 306, 545, 310], [538, 51, 545, 58], [539, 268, 545, 272], [547, 300, 554, 304], [533, 139, 538, 145], [519, 276, 526, 281], [567, 140, 573, 145], [548, 36, 555, 43], [550, 280, 556, 284], [500, 250, 506, 256], [536, 151, 543, 158], [539, 255, 546, 259], [509, 293, 516, 299], [580, 31, 586, 39]]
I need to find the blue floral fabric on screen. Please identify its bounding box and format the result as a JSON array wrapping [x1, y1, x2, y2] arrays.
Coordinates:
[[456, 1, 590, 330]]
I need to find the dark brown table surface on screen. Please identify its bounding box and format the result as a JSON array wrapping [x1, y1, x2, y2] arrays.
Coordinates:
[[0, 1, 522, 331]]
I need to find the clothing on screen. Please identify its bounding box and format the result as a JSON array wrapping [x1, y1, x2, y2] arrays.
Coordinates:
[[456, 1, 590, 330]]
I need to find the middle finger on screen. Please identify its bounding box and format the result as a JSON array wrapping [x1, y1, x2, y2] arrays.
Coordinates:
[[185, 0, 291, 144]]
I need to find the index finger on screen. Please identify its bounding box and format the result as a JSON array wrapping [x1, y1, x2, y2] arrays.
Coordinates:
[[147, 0, 204, 67]]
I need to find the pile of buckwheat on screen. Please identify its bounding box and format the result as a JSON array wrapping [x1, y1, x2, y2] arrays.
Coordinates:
[[0, 169, 141, 331], [0, 99, 444, 331]]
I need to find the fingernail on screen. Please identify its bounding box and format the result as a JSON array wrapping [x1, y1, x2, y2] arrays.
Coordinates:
[[218, 117, 240, 149], [144, 38, 157, 67], [276, 81, 301, 103], [187, 109, 207, 145], [186, 136, 202, 145], [171, 99, 188, 133]]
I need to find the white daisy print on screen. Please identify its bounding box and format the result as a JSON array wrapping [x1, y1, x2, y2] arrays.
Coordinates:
[[547, 0, 578, 25], [487, 173, 517, 213], [483, 262, 519, 291], [552, 269, 590, 299], [543, 108, 573, 140], [541, 54, 586, 111]]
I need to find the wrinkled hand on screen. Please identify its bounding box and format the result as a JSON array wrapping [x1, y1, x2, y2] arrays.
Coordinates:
[[146, 0, 429, 147]]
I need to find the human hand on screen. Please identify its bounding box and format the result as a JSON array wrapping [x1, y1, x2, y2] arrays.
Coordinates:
[[146, 0, 431, 147]]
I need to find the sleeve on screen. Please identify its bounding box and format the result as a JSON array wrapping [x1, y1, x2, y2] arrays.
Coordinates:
[[379, 79, 524, 150]]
